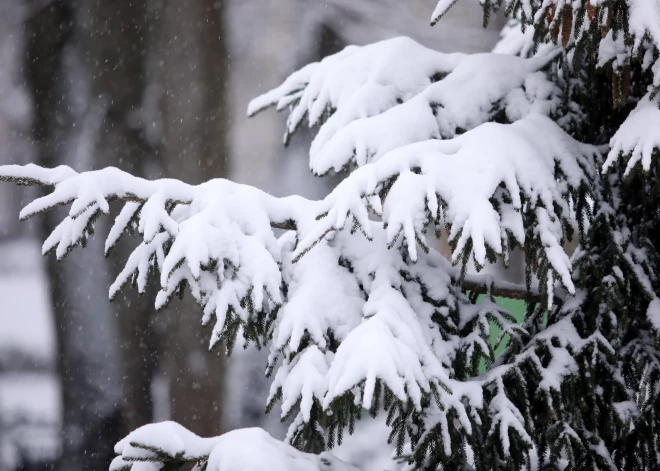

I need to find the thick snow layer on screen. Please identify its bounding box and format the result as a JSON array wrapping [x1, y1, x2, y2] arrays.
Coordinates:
[[250, 37, 562, 176], [647, 298, 660, 332], [248, 37, 465, 151], [604, 95, 660, 175], [308, 52, 560, 175], [598, 31, 629, 70], [627, 0, 660, 51], [112, 423, 360, 471], [296, 114, 595, 290]]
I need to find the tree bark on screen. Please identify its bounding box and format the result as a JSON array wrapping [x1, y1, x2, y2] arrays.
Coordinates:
[[25, 1, 124, 468], [151, 0, 229, 436], [74, 0, 163, 437], [26, 1, 232, 453]]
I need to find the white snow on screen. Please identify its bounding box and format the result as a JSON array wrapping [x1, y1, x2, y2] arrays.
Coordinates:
[[112, 423, 360, 471], [647, 298, 660, 332], [604, 95, 660, 176], [296, 114, 595, 293], [251, 37, 563, 177]]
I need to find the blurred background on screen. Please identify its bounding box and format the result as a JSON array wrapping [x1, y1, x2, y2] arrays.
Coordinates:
[[0, 1, 504, 469]]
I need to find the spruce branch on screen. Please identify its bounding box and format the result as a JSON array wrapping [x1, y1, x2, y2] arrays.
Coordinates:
[[461, 275, 566, 305], [1, 163, 568, 306]]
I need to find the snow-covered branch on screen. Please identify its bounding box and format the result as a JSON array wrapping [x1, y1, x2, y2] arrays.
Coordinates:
[[604, 94, 660, 176], [250, 37, 562, 176], [111, 422, 360, 471], [0, 34, 606, 470]]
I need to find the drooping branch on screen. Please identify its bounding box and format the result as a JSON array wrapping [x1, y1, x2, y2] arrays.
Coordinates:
[[0, 164, 309, 229], [0, 163, 570, 306]]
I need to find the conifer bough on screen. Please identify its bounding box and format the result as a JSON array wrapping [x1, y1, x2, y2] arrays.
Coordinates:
[[2, 0, 660, 469]]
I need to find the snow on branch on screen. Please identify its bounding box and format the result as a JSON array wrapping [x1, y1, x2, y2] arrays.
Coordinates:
[[0, 34, 598, 469], [603, 94, 660, 176], [250, 37, 562, 176], [0, 146, 583, 306], [293, 114, 596, 305], [0, 158, 560, 462], [627, 0, 660, 52], [111, 422, 359, 471], [248, 37, 465, 150], [432, 0, 660, 59], [0, 164, 194, 220], [0, 163, 320, 353]]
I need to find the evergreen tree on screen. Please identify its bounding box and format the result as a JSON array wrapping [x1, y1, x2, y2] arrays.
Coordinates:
[[2, 0, 660, 469]]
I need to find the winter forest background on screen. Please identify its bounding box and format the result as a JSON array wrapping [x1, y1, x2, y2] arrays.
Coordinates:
[[0, 1, 506, 470]]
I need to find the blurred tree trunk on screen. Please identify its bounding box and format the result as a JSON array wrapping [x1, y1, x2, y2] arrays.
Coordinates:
[[0, 0, 33, 241], [72, 0, 232, 438], [27, 3, 231, 466], [26, 1, 164, 468], [25, 1, 125, 468], [150, 0, 229, 437], [74, 0, 161, 436]]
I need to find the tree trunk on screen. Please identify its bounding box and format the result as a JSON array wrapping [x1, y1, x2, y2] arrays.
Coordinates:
[[25, 2, 124, 468], [74, 0, 163, 437], [26, 1, 165, 467], [26, 0, 237, 461], [150, 0, 229, 436]]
